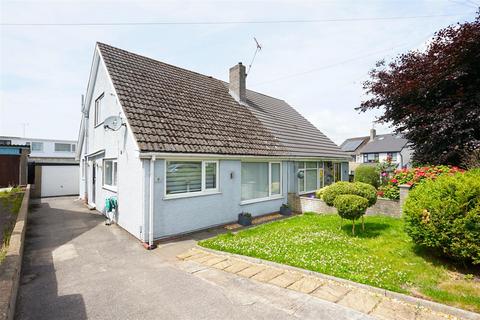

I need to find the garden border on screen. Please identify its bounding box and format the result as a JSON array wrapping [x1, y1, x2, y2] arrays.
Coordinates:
[[197, 244, 480, 320], [0, 185, 30, 320]]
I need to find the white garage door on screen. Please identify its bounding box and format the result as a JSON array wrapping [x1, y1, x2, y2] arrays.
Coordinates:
[[41, 165, 79, 197]]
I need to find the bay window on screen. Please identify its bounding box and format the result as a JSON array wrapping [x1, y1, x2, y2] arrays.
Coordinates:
[[241, 162, 282, 201], [166, 160, 218, 196]]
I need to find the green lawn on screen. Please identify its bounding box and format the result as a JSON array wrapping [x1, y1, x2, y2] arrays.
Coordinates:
[[199, 213, 480, 312]]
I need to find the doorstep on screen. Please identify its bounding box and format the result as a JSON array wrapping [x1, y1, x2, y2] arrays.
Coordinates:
[[176, 247, 479, 320]]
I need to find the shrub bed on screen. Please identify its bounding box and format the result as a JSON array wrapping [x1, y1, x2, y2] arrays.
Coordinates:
[[378, 165, 464, 200], [403, 169, 480, 265]]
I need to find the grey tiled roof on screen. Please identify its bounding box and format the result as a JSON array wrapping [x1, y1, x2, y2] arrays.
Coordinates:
[[98, 43, 348, 158], [359, 134, 408, 153]]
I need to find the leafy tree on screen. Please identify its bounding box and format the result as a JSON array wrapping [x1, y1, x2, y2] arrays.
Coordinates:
[[357, 15, 480, 166]]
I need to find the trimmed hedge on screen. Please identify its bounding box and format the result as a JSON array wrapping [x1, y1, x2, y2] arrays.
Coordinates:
[[354, 165, 380, 188], [323, 181, 377, 207], [403, 169, 480, 265], [334, 194, 369, 221]]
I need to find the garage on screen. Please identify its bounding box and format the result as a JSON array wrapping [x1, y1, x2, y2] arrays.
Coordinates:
[[37, 164, 79, 197]]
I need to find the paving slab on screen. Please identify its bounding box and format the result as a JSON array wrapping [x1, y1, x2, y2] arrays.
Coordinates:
[[269, 271, 304, 288], [202, 256, 227, 267], [184, 252, 209, 261], [176, 250, 198, 260], [337, 289, 381, 314], [416, 308, 450, 320], [237, 264, 266, 278], [189, 254, 214, 263], [211, 259, 234, 270], [251, 267, 284, 283], [288, 276, 325, 294], [311, 282, 352, 303], [223, 260, 251, 274], [370, 298, 418, 320]]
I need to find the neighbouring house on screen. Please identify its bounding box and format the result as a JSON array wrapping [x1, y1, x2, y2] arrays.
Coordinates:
[[0, 136, 79, 197], [0, 143, 30, 187], [340, 129, 412, 172], [76, 43, 350, 247]]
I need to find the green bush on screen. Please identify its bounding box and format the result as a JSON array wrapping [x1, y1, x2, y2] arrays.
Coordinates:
[[323, 181, 377, 207], [352, 182, 377, 206], [354, 165, 380, 188], [323, 182, 355, 206], [334, 194, 369, 220], [334, 194, 369, 234], [315, 187, 328, 199], [403, 169, 480, 265]]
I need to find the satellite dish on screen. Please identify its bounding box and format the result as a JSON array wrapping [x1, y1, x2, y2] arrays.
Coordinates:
[[103, 116, 124, 131]]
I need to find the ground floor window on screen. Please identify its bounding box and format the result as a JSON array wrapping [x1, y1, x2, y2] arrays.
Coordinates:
[[166, 160, 219, 196], [241, 162, 282, 201], [298, 161, 342, 194], [104, 159, 118, 187]]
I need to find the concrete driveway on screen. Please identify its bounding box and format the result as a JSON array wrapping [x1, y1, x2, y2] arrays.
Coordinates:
[[16, 197, 371, 320]]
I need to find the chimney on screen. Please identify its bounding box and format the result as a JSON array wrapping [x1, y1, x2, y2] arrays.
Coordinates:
[[370, 128, 376, 141], [229, 62, 246, 103]]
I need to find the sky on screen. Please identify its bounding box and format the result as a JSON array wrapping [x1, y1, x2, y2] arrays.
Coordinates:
[[0, 0, 478, 145]]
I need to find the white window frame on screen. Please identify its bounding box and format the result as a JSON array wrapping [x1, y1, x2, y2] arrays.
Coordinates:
[[103, 159, 118, 191], [94, 93, 104, 126], [164, 160, 220, 199], [240, 161, 283, 205], [298, 161, 343, 195]]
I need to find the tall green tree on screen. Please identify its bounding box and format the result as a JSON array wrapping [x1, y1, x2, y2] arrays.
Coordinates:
[[357, 15, 480, 166]]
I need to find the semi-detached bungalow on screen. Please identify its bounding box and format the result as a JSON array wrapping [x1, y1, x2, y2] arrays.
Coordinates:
[[76, 43, 350, 248]]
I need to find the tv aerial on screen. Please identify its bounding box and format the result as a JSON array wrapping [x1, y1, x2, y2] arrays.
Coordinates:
[[103, 115, 125, 131], [246, 37, 262, 77]]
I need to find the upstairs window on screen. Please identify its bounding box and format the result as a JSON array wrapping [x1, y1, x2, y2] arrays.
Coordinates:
[[94, 93, 104, 126], [71, 144, 76, 152], [387, 152, 398, 162], [55, 143, 72, 152], [0, 139, 11, 145], [363, 153, 379, 163], [31, 142, 43, 152]]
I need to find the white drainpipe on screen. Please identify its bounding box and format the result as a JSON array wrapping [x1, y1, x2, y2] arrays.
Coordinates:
[[147, 156, 157, 250]]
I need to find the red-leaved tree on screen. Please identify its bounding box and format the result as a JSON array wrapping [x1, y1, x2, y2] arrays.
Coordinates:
[[357, 14, 480, 166]]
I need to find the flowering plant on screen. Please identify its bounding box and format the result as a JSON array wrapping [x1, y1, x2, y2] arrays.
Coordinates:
[[376, 155, 398, 186], [378, 165, 464, 200]]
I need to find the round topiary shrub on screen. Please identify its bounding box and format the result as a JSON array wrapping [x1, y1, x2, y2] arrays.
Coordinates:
[[334, 194, 369, 234], [403, 169, 480, 265], [352, 182, 378, 206], [354, 165, 380, 188], [323, 181, 377, 207], [322, 182, 357, 206]]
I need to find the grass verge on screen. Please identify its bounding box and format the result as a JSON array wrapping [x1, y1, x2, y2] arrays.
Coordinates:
[[0, 188, 24, 263]]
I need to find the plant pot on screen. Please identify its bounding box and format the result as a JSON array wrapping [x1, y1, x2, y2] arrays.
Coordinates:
[[238, 214, 252, 226], [280, 206, 292, 216]]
